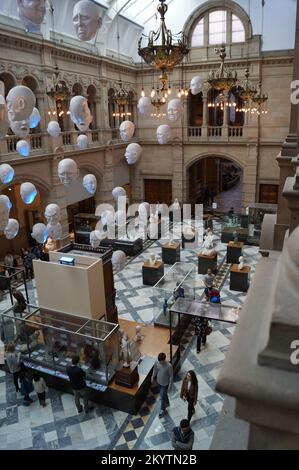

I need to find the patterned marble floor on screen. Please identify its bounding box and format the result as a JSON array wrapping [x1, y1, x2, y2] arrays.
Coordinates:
[[0, 220, 259, 450]]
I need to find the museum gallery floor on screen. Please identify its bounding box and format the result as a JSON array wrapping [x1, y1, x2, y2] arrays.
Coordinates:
[[0, 220, 260, 450]]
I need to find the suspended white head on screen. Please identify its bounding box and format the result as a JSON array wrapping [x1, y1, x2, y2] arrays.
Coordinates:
[[47, 120, 61, 137], [31, 223, 48, 244], [20, 182, 37, 205], [156, 124, 172, 144], [73, 0, 102, 42], [10, 119, 30, 139], [125, 142, 142, 165], [83, 174, 97, 195], [119, 121, 135, 142], [0, 195, 11, 231], [137, 96, 153, 117], [17, 0, 46, 32], [58, 158, 79, 185], [4, 218, 19, 240], [29, 107, 41, 129], [45, 203, 61, 226], [47, 223, 62, 241], [77, 134, 88, 150], [69, 96, 93, 132], [112, 250, 126, 271], [190, 75, 203, 95], [6, 85, 36, 122], [16, 139, 30, 157], [0, 164, 14, 185], [167, 98, 182, 122]]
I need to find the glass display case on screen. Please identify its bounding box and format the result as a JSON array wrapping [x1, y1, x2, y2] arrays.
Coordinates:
[[152, 262, 196, 328], [1, 306, 119, 386], [74, 213, 99, 245], [246, 203, 277, 244]]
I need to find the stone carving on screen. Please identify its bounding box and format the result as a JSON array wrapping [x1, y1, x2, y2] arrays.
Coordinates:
[[134, 325, 144, 342], [83, 174, 97, 195], [20, 182, 37, 204], [69, 96, 93, 132], [6, 86, 36, 122], [0, 163, 14, 184], [120, 333, 132, 368], [58, 158, 79, 185], [125, 142, 142, 165], [119, 120, 135, 142], [190, 75, 203, 95], [149, 252, 157, 265], [4, 219, 19, 240], [17, 0, 46, 33], [73, 0, 103, 42], [156, 124, 172, 144], [31, 223, 48, 244], [238, 256, 244, 270], [201, 229, 217, 256], [167, 98, 183, 122], [16, 140, 30, 157]]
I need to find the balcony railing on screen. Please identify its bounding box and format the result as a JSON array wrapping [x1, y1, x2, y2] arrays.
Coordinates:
[[62, 132, 72, 146], [188, 127, 202, 138], [208, 126, 222, 137], [29, 134, 43, 150], [6, 135, 18, 153], [229, 126, 243, 138]]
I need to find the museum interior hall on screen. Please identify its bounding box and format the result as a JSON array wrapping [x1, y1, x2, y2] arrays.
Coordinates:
[[0, 0, 299, 453]]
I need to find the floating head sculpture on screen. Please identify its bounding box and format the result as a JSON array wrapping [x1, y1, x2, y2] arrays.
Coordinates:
[[47, 120, 61, 137], [47, 223, 62, 241], [83, 174, 97, 195], [4, 219, 19, 240], [10, 120, 30, 139], [0, 164, 14, 184], [31, 223, 48, 244], [17, 0, 46, 32], [124, 143, 142, 165], [190, 75, 203, 95], [45, 203, 61, 226], [58, 158, 79, 185], [156, 124, 172, 144], [69, 96, 93, 132], [89, 230, 102, 248], [73, 0, 102, 42], [6, 86, 36, 122], [29, 107, 41, 129], [119, 121, 135, 142], [0, 195, 11, 231], [20, 182, 37, 204], [77, 134, 88, 150], [112, 250, 126, 271], [167, 98, 183, 122], [137, 96, 153, 117], [16, 140, 30, 157]]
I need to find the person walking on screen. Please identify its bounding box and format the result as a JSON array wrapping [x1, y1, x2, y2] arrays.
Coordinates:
[[4, 252, 14, 275], [180, 371, 198, 423], [6, 343, 21, 392], [33, 372, 48, 407], [152, 352, 173, 418], [66, 355, 93, 414], [204, 268, 215, 300], [19, 370, 34, 406], [194, 317, 211, 353], [24, 249, 35, 279], [12, 288, 27, 316], [171, 419, 194, 450]]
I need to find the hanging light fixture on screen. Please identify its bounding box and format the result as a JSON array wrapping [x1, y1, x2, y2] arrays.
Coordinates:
[[150, 84, 168, 118], [251, 80, 268, 115], [207, 47, 238, 109], [138, 0, 189, 91], [113, 3, 129, 110], [235, 68, 257, 113]]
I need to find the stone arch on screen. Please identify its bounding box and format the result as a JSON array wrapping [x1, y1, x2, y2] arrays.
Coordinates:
[[9, 173, 52, 197], [186, 151, 245, 172], [0, 72, 17, 97], [22, 75, 40, 94], [183, 0, 253, 44], [77, 161, 104, 183], [72, 82, 84, 96]]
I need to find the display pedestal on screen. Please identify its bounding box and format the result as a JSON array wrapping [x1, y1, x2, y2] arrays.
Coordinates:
[[230, 264, 251, 292], [148, 221, 162, 240], [181, 232, 197, 249], [198, 253, 218, 274], [142, 261, 164, 286], [226, 242, 244, 264], [162, 242, 180, 265], [115, 363, 139, 388]]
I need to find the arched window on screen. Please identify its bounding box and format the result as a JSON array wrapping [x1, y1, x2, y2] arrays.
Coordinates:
[[188, 92, 203, 127], [87, 85, 97, 129], [190, 8, 246, 47], [108, 88, 116, 128]]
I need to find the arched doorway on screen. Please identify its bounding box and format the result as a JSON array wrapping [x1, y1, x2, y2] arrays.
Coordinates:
[[188, 155, 243, 213]]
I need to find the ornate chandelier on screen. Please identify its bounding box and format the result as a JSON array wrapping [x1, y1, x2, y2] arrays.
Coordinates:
[[251, 80, 268, 115], [113, 79, 129, 107], [47, 66, 70, 102], [138, 0, 189, 89], [208, 47, 237, 92], [150, 85, 168, 118]]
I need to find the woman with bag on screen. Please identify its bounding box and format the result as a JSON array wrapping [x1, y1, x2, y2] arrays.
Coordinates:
[[180, 371, 198, 423], [19, 370, 34, 406], [194, 317, 212, 353]]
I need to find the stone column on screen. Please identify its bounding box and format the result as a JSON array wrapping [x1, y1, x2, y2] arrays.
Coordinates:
[[94, 96, 102, 129], [35, 91, 47, 132], [172, 142, 184, 203], [282, 165, 299, 234], [98, 147, 115, 205], [202, 89, 208, 139]]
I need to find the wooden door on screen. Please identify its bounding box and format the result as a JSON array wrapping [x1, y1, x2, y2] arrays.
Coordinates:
[[259, 184, 279, 204], [144, 179, 172, 205]]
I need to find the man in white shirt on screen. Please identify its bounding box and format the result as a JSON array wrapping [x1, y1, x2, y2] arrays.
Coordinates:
[[152, 352, 173, 418]]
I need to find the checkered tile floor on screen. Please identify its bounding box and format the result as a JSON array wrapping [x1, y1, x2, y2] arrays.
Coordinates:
[[0, 219, 259, 450]]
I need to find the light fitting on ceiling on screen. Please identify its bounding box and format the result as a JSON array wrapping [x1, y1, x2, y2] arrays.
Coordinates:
[[138, 0, 189, 90]]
